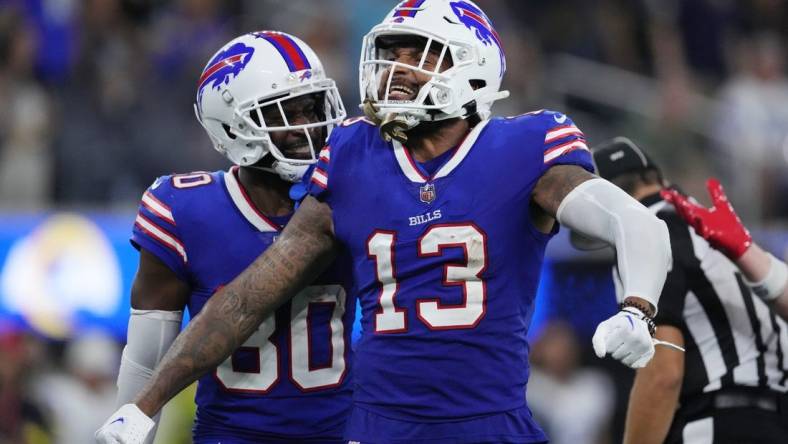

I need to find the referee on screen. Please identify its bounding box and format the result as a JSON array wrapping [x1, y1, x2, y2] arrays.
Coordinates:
[[583, 137, 788, 444]]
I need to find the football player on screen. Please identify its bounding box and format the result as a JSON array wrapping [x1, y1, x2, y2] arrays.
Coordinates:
[[95, 31, 353, 444], [98, 2, 673, 443]]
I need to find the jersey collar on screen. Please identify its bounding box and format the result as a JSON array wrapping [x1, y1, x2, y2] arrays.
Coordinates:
[[223, 166, 281, 232], [391, 119, 490, 183]]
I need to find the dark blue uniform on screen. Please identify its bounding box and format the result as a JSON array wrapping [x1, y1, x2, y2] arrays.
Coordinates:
[[132, 167, 354, 443], [308, 111, 593, 443]]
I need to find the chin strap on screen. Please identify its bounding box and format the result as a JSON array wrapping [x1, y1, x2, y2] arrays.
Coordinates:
[[361, 98, 383, 126], [247, 162, 308, 183], [362, 98, 410, 143], [361, 91, 511, 144], [379, 115, 411, 143]]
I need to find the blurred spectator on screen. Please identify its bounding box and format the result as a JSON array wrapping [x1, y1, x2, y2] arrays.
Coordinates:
[[53, 0, 230, 206], [33, 331, 119, 444], [52, 0, 150, 205], [527, 320, 615, 444], [0, 328, 52, 444], [712, 32, 788, 222], [149, 0, 235, 84], [0, 0, 784, 222], [672, 0, 735, 84], [240, 0, 361, 109], [0, 8, 53, 209]]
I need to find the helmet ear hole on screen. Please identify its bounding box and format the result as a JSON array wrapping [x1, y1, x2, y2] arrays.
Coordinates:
[[248, 108, 262, 127], [222, 124, 237, 140], [469, 79, 486, 90]]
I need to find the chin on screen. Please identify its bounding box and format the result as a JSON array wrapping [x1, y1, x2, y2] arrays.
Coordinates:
[[281, 148, 312, 160]]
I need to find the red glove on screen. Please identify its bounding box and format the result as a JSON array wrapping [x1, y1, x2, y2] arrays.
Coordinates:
[[660, 179, 752, 260]]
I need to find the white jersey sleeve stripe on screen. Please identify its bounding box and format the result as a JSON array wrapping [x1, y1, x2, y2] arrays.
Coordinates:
[[142, 192, 175, 225], [134, 214, 188, 263], [311, 168, 328, 189], [318, 146, 331, 163], [543, 140, 589, 163], [544, 125, 583, 144]]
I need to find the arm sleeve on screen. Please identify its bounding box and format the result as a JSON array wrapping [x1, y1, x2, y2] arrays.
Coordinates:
[[116, 309, 183, 444], [557, 179, 672, 309]]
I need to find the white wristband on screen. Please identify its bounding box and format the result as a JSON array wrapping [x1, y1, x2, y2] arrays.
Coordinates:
[[744, 253, 788, 302]]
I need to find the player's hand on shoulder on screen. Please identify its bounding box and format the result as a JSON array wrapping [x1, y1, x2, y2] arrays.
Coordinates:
[[592, 304, 656, 368], [95, 404, 155, 444]]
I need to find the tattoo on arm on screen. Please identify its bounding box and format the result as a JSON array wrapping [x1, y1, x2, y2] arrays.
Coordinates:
[[532, 165, 597, 217], [134, 196, 338, 415]]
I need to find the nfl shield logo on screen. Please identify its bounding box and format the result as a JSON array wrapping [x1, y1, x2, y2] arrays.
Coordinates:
[[419, 183, 436, 204]]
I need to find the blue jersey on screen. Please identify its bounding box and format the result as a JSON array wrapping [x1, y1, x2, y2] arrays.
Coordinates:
[[308, 112, 592, 443], [131, 167, 354, 443]]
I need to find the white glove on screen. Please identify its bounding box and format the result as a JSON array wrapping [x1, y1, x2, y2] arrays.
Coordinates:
[[95, 404, 155, 444], [592, 307, 655, 368]]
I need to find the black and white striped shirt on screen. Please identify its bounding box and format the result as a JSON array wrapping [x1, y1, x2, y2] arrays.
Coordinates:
[[614, 193, 788, 398]]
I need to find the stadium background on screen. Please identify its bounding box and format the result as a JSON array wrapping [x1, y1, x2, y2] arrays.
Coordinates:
[[0, 0, 786, 443]]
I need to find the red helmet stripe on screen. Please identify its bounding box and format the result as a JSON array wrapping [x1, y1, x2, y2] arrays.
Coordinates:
[[259, 31, 311, 72]]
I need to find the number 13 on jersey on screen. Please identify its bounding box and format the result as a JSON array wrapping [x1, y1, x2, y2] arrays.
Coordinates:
[[367, 223, 488, 333]]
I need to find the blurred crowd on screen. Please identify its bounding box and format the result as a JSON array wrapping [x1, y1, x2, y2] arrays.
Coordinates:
[[0, 0, 786, 222], [0, 327, 116, 443], [1, 0, 787, 443], [0, 326, 196, 444]]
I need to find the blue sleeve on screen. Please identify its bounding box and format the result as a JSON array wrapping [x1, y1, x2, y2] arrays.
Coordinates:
[[307, 143, 332, 202], [538, 110, 594, 174], [306, 117, 375, 204], [130, 176, 191, 283]]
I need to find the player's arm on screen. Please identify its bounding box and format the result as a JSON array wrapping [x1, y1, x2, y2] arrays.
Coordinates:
[[113, 250, 188, 444], [736, 245, 788, 319], [532, 165, 672, 368], [142, 195, 334, 409], [623, 326, 684, 444], [662, 179, 788, 320], [96, 196, 337, 444], [533, 165, 671, 315]]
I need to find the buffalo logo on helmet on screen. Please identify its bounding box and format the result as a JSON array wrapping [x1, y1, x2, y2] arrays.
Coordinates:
[[196, 42, 255, 111], [449, 1, 506, 77], [419, 183, 436, 204]]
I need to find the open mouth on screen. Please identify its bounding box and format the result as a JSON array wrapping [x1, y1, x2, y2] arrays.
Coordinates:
[[386, 84, 418, 101], [281, 143, 314, 160]]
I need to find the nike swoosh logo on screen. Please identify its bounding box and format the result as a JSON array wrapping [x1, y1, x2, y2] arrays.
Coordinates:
[[109, 417, 125, 426], [626, 316, 634, 330], [553, 114, 567, 124], [150, 177, 164, 190]]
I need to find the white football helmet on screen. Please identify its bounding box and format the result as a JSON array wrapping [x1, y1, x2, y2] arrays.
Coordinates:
[[195, 31, 346, 182], [360, 0, 509, 129]]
